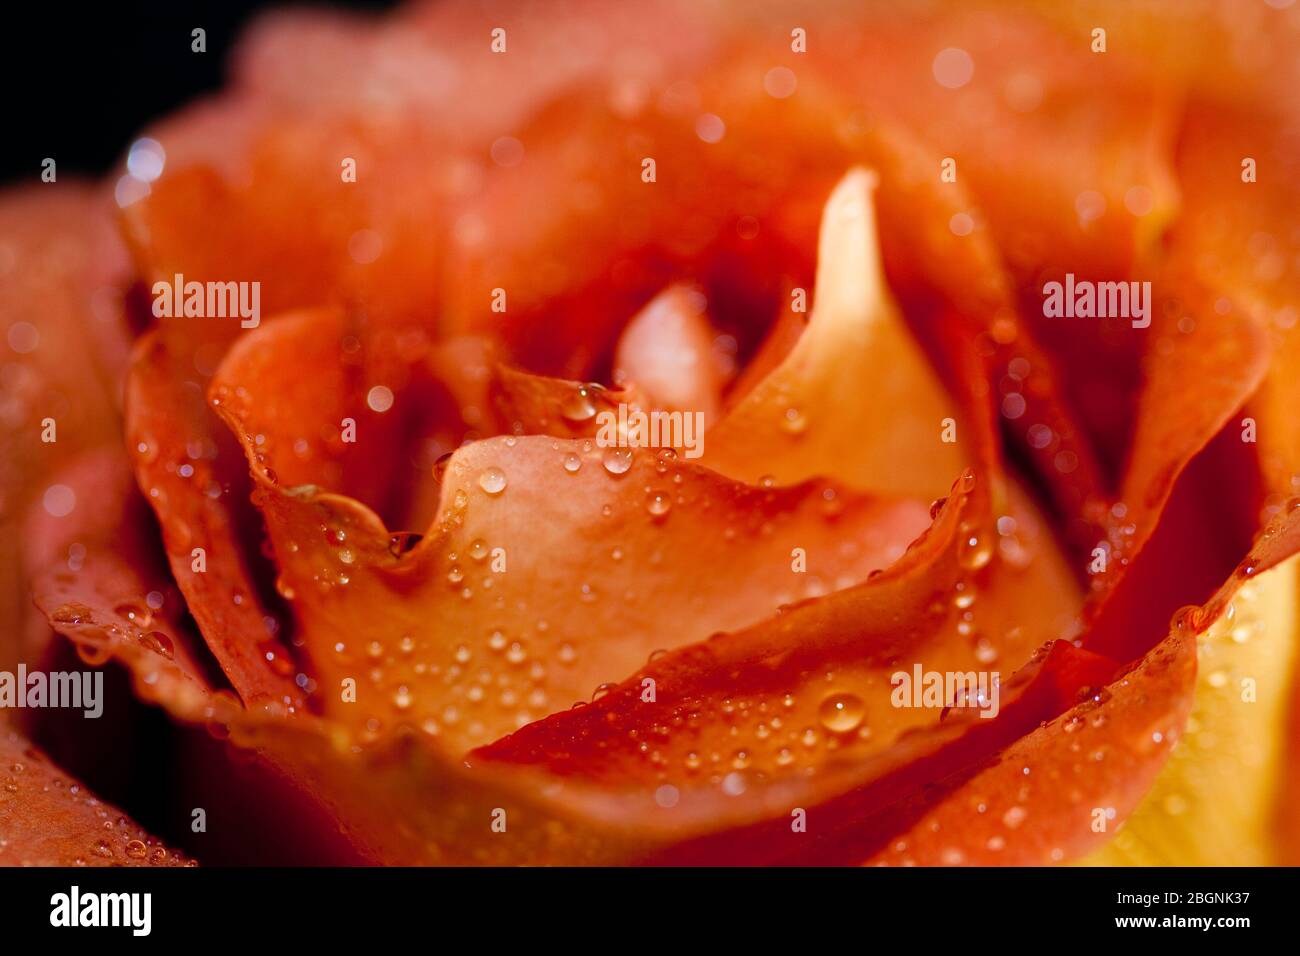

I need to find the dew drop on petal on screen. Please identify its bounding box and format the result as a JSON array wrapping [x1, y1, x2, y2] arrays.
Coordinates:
[[780, 407, 807, 434], [602, 448, 634, 475], [817, 692, 865, 733], [477, 467, 507, 495], [560, 385, 598, 423]]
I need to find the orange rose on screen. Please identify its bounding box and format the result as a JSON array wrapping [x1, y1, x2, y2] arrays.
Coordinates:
[[3, 0, 1300, 869]]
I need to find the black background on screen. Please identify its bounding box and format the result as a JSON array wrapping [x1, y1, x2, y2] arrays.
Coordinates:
[[0, 0, 394, 185]]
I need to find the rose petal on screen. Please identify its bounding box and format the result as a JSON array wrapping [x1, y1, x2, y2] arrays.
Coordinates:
[[880, 506, 1300, 866], [211, 306, 937, 751], [492, 364, 644, 440], [125, 332, 302, 709], [1083, 552, 1298, 865], [120, 0, 719, 368], [474, 474, 1081, 823], [1080, 103, 1298, 659], [25, 450, 218, 719], [612, 285, 724, 421], [705, 169, 967, 500], [1171, 105, 1300, 495], [0, 185, 131, 666], [810, 6, 1182, 477], [865, 628, 1195, 866], [0, 728, 195, 867], [1087, 288, 1269, 611]]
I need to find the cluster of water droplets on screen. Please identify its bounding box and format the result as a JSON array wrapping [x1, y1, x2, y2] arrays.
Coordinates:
[[1, 742, 195, 866]]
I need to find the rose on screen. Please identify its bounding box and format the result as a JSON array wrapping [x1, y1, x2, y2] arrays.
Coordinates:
[[4, 0, 1300, 866]]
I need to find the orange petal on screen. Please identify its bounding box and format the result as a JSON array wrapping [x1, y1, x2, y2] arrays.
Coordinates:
[[0, 184, 132, 666], [25, 450, 217, 718], [492, 364, 644, 440], [612, 285, 724, 422], [1080, 103, 1295, 659], [1171, 105, 1300, 495], [125, 332, 302, 709], [474, 475, 1082, 830], [865, 628, 1195, 865], [705, 169, 966, 500], [872, 504, 1300, 866], [802, 6, 1181, 481], [0, 728, 195, 867], [1092, 286, 1269, 605], [121, 0, 720, 370], [207, 302, 961, 753]]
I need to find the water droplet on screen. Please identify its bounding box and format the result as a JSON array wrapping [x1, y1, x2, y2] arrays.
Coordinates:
[[477, 467, 507, 495], [780, 407, 807, 435], [561, 384, 601, 423], [139, 631, 174, 659], [645, 490, 672, 518], [818, 692, 865, 733], [562, 453, 582, 473], [1172, 605, 1202, 632], [958, 525, 994, 571], [51, 603, 95, 626], [602, 448, 634, 475]]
